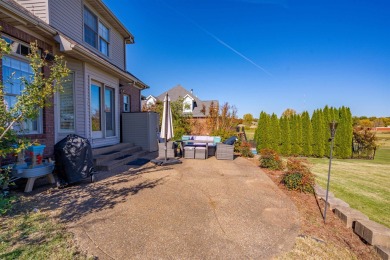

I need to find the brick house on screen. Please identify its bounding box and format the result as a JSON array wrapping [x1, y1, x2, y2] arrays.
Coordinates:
[[0, 0, 148, 157], [143, 85, 219, 135]]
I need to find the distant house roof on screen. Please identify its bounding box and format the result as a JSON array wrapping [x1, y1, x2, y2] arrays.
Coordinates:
[[157, 85, 219, 118]]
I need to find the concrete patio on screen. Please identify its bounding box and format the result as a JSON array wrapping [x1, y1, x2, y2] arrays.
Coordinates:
[[29, 155, 300, 259]]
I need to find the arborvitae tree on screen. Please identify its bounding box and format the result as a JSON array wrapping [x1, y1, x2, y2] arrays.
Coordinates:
[[323, 105, 331, 156], [312, 109, 325, 157], [280, 116, 291, 156], [297, 114, 303, 155], [334, 106, 353, 159], [289, 115, 298, 156], [301, 111, 313, 156], [256, 111, 270, 151], [345, 107, 353, 158], [254, 112, 261, 147], [270, 113, 281, 152]]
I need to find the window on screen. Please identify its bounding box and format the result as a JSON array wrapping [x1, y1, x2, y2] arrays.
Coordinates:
[[183, 97, 193, 113], [99, 22, 109, 56], [2, 55, 40, 133], [84, 7, 97, 48], [123, 95, 130, 112], [59, 73, 75, 131], [84, 6, 109, 56]]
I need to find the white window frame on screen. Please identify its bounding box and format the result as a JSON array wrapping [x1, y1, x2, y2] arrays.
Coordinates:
[[123, 94, 130, 112], [183, 95, 194, 113], [2, 36, 43, 134], [83, 6, 110, 56], [57, 72, 76, 133]]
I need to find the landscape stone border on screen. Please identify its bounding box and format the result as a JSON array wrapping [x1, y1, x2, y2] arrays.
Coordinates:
[[314, 185, 390, 260]]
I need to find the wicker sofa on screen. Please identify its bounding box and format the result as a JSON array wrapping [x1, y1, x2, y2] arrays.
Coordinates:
[[181, 135, 221, 157]]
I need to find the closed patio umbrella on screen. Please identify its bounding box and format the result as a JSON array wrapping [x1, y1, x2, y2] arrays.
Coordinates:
[[160, 93, 174, 162], [151, 93, 181, 165]]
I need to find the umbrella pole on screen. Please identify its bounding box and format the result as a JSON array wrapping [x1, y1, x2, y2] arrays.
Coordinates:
[[164, 93, 168, 162]]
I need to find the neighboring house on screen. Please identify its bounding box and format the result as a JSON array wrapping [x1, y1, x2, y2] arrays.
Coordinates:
[[143, 95, 157, 108], [0, 0, 149, 156], [145, 85, 218, 118]]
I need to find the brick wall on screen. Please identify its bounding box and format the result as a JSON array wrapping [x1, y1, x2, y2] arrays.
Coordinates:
[[120, 84, 141, 112], [0, 21, 55, 161]]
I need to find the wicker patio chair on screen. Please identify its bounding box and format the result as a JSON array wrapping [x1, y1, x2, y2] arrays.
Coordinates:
[[216, 143, 234, 160]]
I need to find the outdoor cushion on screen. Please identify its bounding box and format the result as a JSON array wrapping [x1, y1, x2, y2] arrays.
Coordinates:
[[182, 135, 191, 141], [223, 136, 238, 145], [214, 136, 221, 143]]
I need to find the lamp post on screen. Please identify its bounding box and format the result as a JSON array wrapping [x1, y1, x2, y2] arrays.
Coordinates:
[[324, 120, 338, 223]]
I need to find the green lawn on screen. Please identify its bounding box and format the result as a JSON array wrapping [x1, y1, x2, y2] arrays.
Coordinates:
[[309, 147, 390, 228], [0, 211, 89, 259], [245, 128, 256, 141]]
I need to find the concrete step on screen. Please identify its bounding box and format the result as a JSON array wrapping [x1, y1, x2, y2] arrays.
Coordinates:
[[95, 150, 148, 171], [92, 143, 134, 156], [94, 146, 142, 165]]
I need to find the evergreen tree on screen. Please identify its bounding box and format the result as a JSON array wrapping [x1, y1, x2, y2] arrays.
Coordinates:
[[280, 116, 291, 156], [334, 106, 353, 158], [297, 114, 303, 155], [312, 109, 325, 157], [256, 111, 270, 151], [301, 111, 313, 156], [323, 105, 331, 156], [270, 113, 281, 152], [345, 107, 353, 158], [290, 115, 301, 156]]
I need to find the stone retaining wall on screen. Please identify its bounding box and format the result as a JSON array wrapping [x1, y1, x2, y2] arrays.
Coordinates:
[[315, 185, 390, 260]]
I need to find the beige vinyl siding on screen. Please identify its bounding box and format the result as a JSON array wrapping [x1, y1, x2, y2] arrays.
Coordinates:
[[15, 0, 49, 23], [55, 58, 85, 143], [85, 63, 120, 148], [109, 27, 125, 69], [48, 0, 83, 42]]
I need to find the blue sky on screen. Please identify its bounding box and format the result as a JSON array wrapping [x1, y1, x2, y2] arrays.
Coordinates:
[[104, 0, 389, 118]]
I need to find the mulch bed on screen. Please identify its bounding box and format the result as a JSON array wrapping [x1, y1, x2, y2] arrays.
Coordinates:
[[247, 158, 379, 259]]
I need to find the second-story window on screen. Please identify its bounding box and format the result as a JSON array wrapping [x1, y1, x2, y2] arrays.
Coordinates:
[[84, 6, 109, 56], [99, 22, 109, 56]]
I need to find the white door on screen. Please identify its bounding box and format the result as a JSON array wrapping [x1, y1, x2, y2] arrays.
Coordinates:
[[91, 83, 116, 139]]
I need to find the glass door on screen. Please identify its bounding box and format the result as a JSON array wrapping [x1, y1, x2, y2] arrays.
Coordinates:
[[91, 84, 103, 138], [105, 87, 115, 137]]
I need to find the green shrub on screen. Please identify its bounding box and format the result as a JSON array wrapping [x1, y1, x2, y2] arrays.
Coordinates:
[[240, 141, 254, 158], [259, 148, 283, 170], [0, 167, 15, 215], [282, 157, 314, 193]]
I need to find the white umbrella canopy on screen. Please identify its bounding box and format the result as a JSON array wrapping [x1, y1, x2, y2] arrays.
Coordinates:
[[160, 93, 174, 161], [152, 93, 182, 166], [160, 93, 174, 141]]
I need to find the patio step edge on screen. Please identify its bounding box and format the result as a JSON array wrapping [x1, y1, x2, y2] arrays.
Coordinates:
[[92, 143, 135, 156], [94, 146, 142, 165], [95, 150, 148, 171]]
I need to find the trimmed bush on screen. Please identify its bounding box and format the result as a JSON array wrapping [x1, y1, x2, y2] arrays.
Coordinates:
[[259, 148, 284, 170], [239, 141, 254, 158], [282, 157, 314, 193]]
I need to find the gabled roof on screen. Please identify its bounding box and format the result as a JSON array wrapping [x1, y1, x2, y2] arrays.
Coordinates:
[[156, 85, 218, 118]]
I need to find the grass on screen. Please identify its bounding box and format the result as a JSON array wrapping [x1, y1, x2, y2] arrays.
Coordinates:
[[276, 237, 357, 259], [309, 131, 390, 228], [245, 128, 256, 141], [0, 209, 90, 259]]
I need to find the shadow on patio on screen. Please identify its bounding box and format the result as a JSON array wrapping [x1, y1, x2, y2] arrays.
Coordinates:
[[17, 165, 172, 223]]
